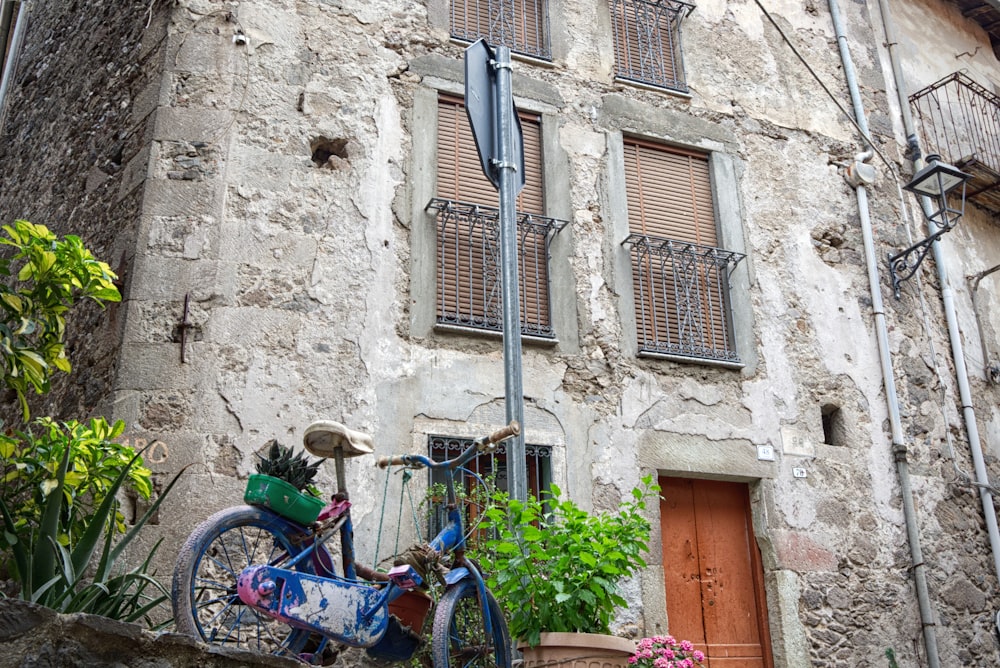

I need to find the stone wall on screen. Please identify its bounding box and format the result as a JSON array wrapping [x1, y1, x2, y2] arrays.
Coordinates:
[[0, 600, 299, 667], [0, 0, 168, 421], [2, 0, 1000, 666]]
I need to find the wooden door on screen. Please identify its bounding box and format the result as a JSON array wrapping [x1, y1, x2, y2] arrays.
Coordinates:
[[660, 477, 773, 668]]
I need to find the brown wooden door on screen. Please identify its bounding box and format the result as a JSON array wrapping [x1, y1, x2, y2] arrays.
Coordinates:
[[660, 477, 773, 668]]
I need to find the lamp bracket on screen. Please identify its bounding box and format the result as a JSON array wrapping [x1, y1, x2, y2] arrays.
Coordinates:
[[887, 227, 949, 298]]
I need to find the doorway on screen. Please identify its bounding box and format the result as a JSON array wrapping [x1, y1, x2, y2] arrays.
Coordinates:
[[659, 477, 773, 668]]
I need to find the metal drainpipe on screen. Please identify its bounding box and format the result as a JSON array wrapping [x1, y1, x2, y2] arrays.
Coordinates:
[[0, 1, 28, 126], [876, 0, 1000, 631], [969, 264, 1000, 383], [828, 1, 942, 665]]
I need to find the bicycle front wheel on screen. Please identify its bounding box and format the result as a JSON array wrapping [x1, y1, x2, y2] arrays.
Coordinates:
[[431, 579, 511, 668], [172, 505, 325, 658]]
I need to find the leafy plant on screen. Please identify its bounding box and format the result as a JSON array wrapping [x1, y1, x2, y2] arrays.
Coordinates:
[[0, 428, 183, 622], [255, 440, 323, 494], [0, 418, 152, 549], [475, 475, 660, 647], [0, 219, 121, 420]]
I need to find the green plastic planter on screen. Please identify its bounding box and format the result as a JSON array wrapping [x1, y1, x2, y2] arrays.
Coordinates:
[[244, 473, 326, 525]]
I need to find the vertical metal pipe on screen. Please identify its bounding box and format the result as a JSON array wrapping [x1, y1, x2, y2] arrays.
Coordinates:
[[876, 0, 1000, 635], [0, 1, 27, 127], [495, 45, 527, 503], [828, 0, 941, 664]]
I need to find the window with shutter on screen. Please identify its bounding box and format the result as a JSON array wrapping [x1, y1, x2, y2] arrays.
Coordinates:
[[623, 138, 744, 364], [450, 0, 552, 61], [426, 434, 551, 542], [609, 0, 694, 93], [431, 95, 565, 339]]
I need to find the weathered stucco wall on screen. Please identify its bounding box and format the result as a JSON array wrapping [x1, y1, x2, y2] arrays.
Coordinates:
[[3, 0, 1000, 666]]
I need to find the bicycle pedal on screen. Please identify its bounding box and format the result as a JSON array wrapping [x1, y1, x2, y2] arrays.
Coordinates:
[[387, 564, 423, 589]]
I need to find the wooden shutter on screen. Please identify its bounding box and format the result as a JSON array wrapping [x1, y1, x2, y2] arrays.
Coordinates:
[[624, 139, 716, 244], [450, 0, 548, 58], [625, 139, 729, 357], [436, 96, 551, 335], [610, 0, 682, 89], [436, 96, 543, 214]]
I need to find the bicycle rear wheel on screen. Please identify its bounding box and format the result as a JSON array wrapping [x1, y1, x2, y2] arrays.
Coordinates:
[[431, 579, 511, 668], [172, 505, 329, 658]]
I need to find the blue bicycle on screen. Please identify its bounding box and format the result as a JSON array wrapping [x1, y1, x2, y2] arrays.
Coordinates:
[[171, 420, 517, 666]]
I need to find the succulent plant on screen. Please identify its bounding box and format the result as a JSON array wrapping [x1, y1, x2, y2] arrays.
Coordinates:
[[255, 440, 324, 493]]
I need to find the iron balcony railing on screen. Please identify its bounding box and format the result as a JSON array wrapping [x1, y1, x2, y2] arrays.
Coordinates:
[[429, 198, 566, 339], [624, 234, 744, 364], [610, 0, 695, 93], [910, 72, 1000, 209], [450, 0, 552, 60]]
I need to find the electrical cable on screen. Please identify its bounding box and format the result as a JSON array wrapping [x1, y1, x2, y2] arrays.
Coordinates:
[[751, 0, 898, 176]]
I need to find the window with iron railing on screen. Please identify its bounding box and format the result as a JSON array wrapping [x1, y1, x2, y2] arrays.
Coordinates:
[[609, 0, 694, 93], [450, 0, 552, 60], [622, 139, 744, 364], [434, 96, 566, 339], [427, 434, 552, 542]]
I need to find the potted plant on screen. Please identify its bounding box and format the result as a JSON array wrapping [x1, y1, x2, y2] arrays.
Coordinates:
[[244, 440, 326, 524], [476, 475, 660, 668]]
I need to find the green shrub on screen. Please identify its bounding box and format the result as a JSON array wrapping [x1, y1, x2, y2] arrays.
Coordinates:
[[1, 418, 152, 549], [0, 420, 182, 622], [0, 219, 120, 420], [474, 475, 660, 647]]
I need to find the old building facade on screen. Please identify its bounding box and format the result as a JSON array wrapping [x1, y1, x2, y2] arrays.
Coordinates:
[[4, 0, 1000, 665]]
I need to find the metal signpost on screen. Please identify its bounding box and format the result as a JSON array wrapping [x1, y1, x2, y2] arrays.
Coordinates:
[[464, 39, 528, 503]]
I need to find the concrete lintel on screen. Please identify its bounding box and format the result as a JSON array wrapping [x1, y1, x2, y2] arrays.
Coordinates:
[[639, 430, 778, 480]]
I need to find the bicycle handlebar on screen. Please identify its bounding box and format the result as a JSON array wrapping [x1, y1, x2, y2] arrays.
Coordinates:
[[376, 421, 520, 469]]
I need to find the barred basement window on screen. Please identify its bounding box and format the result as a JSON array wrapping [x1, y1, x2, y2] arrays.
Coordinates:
[[450, 0, 552, 60], [622, 139, 744, 364], [609, 0, 694, 93], [427, 434, 552, 540], [433, 96, 566, 339]]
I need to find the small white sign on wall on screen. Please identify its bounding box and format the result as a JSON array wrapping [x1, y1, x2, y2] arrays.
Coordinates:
[[780, 426, 815, 458]]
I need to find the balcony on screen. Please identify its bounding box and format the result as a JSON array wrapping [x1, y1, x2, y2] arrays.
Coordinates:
[[910, 71, 1000, 213]]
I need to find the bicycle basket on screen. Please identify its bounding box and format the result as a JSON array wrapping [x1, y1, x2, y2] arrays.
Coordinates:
[[244, 473, 326, 525]]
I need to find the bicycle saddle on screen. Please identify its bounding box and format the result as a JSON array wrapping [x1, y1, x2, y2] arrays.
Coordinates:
[[303, 420, 375, 458]]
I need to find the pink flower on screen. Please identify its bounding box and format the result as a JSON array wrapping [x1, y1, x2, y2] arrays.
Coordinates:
[[628, 657, 638, 665], [692, 650, 705, 662], [680, 640, 694, 652]]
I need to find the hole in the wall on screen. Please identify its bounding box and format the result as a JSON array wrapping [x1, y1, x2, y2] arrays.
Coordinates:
[[821, 404, 845, 446], [310, 136, 349, 167]]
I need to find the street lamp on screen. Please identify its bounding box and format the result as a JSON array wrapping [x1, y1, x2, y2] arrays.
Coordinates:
[[888, 154, 971, 298]]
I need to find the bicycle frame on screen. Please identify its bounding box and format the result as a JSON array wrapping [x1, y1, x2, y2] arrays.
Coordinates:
[[234, 433, 501, 650]]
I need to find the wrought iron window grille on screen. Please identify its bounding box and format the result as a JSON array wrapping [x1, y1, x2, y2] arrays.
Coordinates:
[[429, 197, 567, 339], [427, 435, 552, 538], [450, 0, 552, 61], [610, 0, 695, 93], [624, 234, 744, 363]]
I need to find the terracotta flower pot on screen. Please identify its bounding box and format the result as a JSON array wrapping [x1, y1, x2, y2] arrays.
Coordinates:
[[518, 632, 637, 668], [387, 590, 433, 632]]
